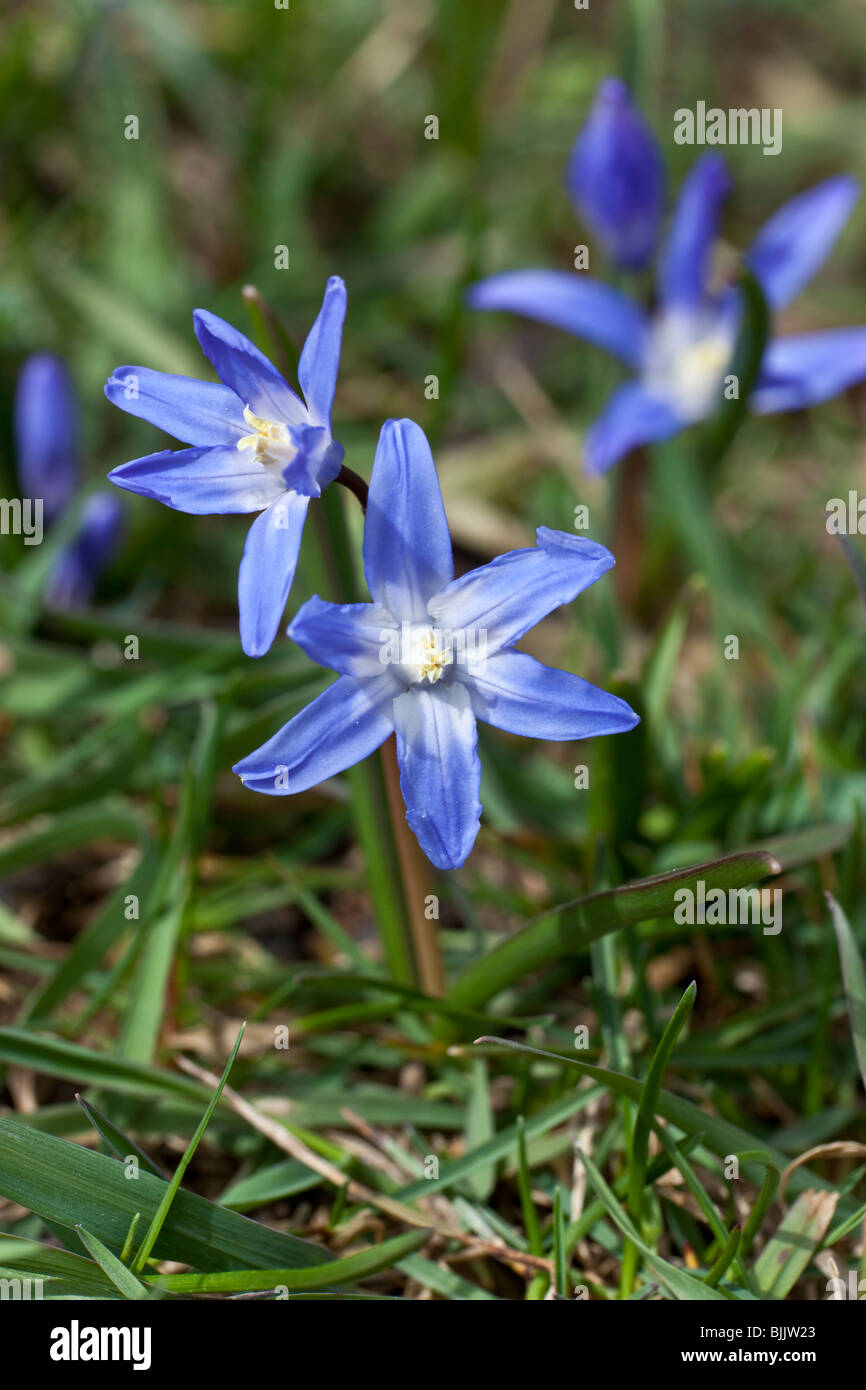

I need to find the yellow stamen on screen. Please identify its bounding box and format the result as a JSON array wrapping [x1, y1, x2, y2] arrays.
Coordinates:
[[416, 630, 452, 684], [237, 404, 292, 462]]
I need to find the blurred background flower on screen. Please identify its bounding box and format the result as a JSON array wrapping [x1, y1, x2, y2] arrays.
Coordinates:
[[13, 352, 123, 608], [14, 353, 78, 521]]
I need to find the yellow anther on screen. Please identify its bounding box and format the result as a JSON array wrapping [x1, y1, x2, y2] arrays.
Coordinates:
[[416, 630, 453, 684], [237, 405, 292, 462]]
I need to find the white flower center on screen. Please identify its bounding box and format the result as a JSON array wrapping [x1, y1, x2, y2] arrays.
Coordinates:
[[643, 312, 735, 423], [237, 405, 296, 467], [405, 625, 454, 685]]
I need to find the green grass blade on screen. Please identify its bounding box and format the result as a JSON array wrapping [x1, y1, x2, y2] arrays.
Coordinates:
[[826, 891, 866, 1093], [0, 1116, 331, 1272], [448, 850, 780, 1015], [621, 981, 697, 1295], [148, 1229, 430, 1294], [704, 1227, 741, 1289], [752, 1191, 839, 1299], [75, 1225, 152, 1300], [472, 1036, 859, 1221], [575, 1146, 728, 1301], [132, 1023, 245, 1272], [74, 1093, 168, 1180], [0, 1028, 209, 1103]]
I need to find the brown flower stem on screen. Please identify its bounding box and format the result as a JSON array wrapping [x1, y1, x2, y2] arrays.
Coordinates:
[[611, 447, 646, 614], [380, 735, 444, 998]]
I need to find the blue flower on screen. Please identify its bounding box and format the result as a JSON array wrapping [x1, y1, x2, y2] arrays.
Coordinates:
[[106, 277, 347, 656], [566, 77, 665, 270], [14, 354, 79, 521], [468, 83, 866, 475], [14, 353, 123, 607], [234, 418, 638, 870], [46, 495, 125, 610]]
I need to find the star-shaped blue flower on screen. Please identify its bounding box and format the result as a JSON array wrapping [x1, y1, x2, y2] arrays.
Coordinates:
[[468, 79, 866, 475], [234, 418, 638, 870], [106, 277, 347, 655]]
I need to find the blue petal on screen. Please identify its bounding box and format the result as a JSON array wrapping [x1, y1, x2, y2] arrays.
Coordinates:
[[463, 650, 639, 740], [193, 309, 307, 425], [751, 327, 866, 414], [566, 77, 665, 270], [45, 494, 124, 610], [298, 277, 347, 429], [108, 445, 283, 514], [14, 354, 78, 520], [282, 427, 344, 498], [657, 154, 730, 311], [430, 528, 614, 655], [234, 674, 396, 794], [288, 595, 399, 677], [393, 682, 481, 871], [584, 383, 683, 475], [239, 493, 310, 658], [363, 419, 454, 623], [466, 271, 648, 369], [746, 176, 859, 311], [105, 367, 246, 445]]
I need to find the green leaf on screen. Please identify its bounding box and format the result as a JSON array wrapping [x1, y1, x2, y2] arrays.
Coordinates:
[[148, 1229, 430, 1294], [0, 1029, 209, 1104], [132, 1023, 245, 1272], [448, 850, 780, 1016], [575, 1146, 728, 1301], [752, 1190, 839, 1299], [704, 1226, 741, 1289], [0, 1236, 120, 1300], [471, 1037, 858, 1220], [220, 1158, 336, 1211], [75, 1094, 168, 1180], [75, 1226, 151, 1300], [463, 1058, 495, 1201], [826, 892, 866, 1093], [621, 981, 697, 1294], [700, 269, 770, 467], [120, 700, 220, 1064], [0, 1116, 332, 1273], [397, 1253, 499, 1301]]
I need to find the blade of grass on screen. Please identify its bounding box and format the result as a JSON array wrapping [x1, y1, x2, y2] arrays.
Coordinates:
[[75, 1225, 152, 1300], [74, 1093, 168, 1180], [826, 892, 866, 1093], [148, 1228, 430, 1294], [447, 850, 780, 1017], [131, 1023, 245, 1273], [621, 981, 697, 1296], [575, 1146, 728, 1301], [0, 1116, 332, 1271]]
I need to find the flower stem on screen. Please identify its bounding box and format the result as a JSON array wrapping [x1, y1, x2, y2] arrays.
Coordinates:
[[242, 289, 443, 991], [330, 469, 443, 995], [310, 489, 416, 987], [380, 735, 444, 997]]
